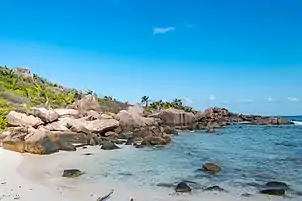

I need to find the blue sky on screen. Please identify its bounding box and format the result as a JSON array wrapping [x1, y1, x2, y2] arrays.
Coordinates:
[[0, 0, 301, 115]]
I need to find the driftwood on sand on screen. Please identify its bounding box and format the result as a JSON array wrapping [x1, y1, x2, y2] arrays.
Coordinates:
[[97, 190, 114, 201]]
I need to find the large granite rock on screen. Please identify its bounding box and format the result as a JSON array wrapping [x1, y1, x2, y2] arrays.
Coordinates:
[[31, 107, 59, 123], [116, 107, 158, 131], [84, 110, 101, 120], [250, 117, 293, 125], [150, 108, 196, 129], [71, 95, 101, 113], [2, 126, 89, 154], [195, 107, 293, 127], [54, 109, 80, 118], [2, 127, 59, 154], [61, 117, 119, 134], [6, 111, 43, 128], [133, 126, 171, 146], [44, 121, 69, 131]]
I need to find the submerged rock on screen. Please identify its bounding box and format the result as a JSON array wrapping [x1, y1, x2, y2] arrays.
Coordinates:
[[204, 185, 225, 192], [62, 169, 83, 178], [260, 187, 285, 196], [259, 181, 289, 196], [265, 181, 289, 189], [83, 153, 93, 156], [175, 182, 192, 193], [101, 141, 120, 150], [206, 128, 215, 133], [202, 163, 222, 174], [241, 193, 252, 197]]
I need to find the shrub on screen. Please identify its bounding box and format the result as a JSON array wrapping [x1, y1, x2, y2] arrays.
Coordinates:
[[0, 98, 14, 130]]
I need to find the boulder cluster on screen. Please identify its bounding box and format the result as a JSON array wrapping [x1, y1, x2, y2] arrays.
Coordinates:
[[0, 96, 293, 155]]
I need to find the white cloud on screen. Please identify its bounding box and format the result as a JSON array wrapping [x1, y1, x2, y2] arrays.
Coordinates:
[[267, 97, 274, 102], [153, 27, 176, 35], [208, 94, 216, 101], [182, 98, 193, 104], [287, 97, 300, 102]]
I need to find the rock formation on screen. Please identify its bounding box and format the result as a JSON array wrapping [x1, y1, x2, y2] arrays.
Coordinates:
[[0, 95, 294, 155], [150, 108, 196, 129]]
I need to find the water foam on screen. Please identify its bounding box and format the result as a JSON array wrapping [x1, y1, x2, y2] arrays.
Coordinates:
[[292, 121, 302, 125]]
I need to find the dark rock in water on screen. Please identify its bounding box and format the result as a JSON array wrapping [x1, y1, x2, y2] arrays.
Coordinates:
[[135, 144, 143, 148], [141, 135, 169, 146], [162, 126, 178, 135], [82, 146, 88, 149], [58, 141, 77, 151], [266, 181, 289, 189], [83, 153, 93, 156], [118, 132, 133, 140], [125, 138, 134, 145], [110, 139, 124, 145], [294, 191, 302, 196], [202, 163, 221, 174], [206, 128, 215, 133], [175, 182, 192, 193], [241, 193, 252, 197], [204, 185, 225, 192], [62, 169, 83, 178], [259, 181, 289, 196], [157, 183, 175, 188], [101, 141, 120, 150], [260, 187, 285, 196], [119, 172, 133, 176]]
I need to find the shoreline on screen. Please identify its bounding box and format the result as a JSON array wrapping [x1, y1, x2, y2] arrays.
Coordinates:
[[1, 146, 298, 201]]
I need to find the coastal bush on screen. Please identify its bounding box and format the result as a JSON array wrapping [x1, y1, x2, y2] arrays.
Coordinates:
[[0, 66, 130, 115], [144, 97, 194, 113], [0, 66, 79, 108], [0, 98, 14, 130]]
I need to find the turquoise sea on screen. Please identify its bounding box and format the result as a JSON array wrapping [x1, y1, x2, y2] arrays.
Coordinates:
[[72, 116, 302, 200]]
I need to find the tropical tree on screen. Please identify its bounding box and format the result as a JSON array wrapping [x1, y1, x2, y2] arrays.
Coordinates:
[[85, 89, 93, 95], [141, 95, 149, 108]]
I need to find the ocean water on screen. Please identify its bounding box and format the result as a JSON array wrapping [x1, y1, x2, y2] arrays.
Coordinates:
[[64, 117, 302, 200]]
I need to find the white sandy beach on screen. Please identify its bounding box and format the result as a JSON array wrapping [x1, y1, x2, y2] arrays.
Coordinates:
[[0, 146, 295, 201]]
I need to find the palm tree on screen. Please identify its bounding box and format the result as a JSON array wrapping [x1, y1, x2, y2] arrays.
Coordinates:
[[85, 89, 93, 95], [141, 95, 149, 108], [171, 98, 183, 108]]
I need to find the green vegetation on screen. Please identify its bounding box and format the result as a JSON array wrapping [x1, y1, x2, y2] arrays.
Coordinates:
[[141, 96, 149, 108], [0, 66, 78, 108], [142, 97, 194, 113], [0, 66, 130, 131], [0, 98, 13, 130]]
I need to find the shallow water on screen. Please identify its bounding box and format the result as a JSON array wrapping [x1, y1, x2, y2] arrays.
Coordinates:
[[57, 121, 300, 200]]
